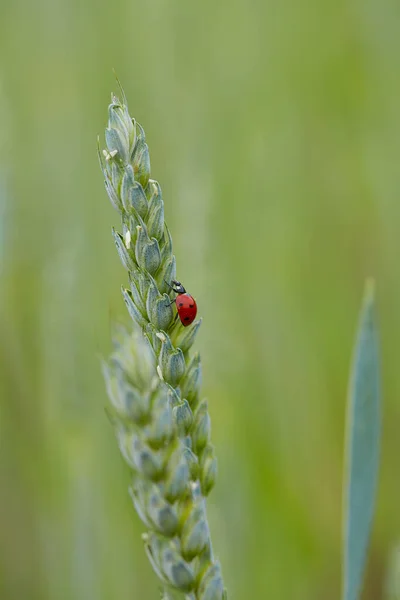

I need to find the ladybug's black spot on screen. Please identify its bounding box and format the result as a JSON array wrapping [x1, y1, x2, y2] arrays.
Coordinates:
[[184, 316, 190, 321], [179, 302, 184, 307], [189, 304, 194, 308]]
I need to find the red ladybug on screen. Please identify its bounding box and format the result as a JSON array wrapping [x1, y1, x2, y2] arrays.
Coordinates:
[[166, 279, 197, 326]]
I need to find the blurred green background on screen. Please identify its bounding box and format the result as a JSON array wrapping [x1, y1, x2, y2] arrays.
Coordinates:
[[1, 1, 400, 598]]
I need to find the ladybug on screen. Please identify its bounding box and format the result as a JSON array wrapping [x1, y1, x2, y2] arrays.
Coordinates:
[[166, 279, 197, 326]]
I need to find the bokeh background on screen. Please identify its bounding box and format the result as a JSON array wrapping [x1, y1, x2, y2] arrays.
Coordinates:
[[1, 1, 400, 598]]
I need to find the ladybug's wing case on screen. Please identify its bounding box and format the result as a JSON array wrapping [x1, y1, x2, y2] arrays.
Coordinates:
[[176, 293, 197, 326]]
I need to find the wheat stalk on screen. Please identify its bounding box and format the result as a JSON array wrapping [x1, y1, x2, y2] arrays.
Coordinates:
[[99, 83, 226, 600]]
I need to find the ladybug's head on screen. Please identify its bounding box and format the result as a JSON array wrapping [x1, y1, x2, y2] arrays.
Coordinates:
[[171, 279, 186, 294]]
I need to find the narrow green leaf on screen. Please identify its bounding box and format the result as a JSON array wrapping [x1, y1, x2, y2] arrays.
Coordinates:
[[342, 279, 381, 600], [384, 545, 400, 600]]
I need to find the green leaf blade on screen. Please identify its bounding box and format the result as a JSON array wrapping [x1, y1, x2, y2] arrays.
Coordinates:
[[342, 280, 381, 600]]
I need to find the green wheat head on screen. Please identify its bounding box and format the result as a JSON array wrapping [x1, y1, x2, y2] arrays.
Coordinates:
[[98, 84, 226, 600]]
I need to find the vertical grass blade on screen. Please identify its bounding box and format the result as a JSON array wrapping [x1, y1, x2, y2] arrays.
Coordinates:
[[342, 280, 381, 600], [384, 545, 400, 600]]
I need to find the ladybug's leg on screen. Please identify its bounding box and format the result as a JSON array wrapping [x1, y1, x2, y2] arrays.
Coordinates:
[[165, 298, 176, 307]]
